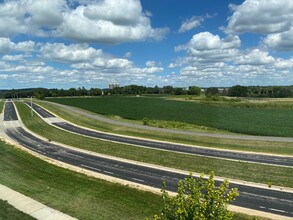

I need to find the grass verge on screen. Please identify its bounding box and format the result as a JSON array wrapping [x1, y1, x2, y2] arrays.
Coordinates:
[[0, 139, 161, 220], [0, 101, 4, 113], [35, 100, 293, 156], [0, 199, 35, 220], [15, 102, 293, 188]]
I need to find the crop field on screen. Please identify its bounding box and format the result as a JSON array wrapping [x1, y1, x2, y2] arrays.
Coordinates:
[[48, 96, 293, 137]]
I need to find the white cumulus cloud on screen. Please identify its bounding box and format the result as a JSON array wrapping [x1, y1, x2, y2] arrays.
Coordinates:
[[263, 28, 293, 51], [0, 0, 169, 43], [235, 49, 275, 65], [225, 0, 293, 34], [40, 43, 103, 62], [0, 38, 35, 53], [179, 16, 203, 33]]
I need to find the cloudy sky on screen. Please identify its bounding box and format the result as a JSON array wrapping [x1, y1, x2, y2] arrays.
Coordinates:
[[0, 0, 293, 89]]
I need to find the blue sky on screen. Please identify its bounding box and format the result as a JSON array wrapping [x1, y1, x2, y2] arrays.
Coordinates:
[[0, 0, 293, 89]]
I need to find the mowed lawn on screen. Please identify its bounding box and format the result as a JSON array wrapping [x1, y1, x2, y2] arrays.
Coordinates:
[[48, 96, 293, 137]]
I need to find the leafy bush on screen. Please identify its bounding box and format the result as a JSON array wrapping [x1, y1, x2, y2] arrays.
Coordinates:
[[151, 172, 239, 220]]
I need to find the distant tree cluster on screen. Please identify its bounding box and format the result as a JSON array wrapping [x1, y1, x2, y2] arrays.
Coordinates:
[[228, 85, 293, 98], [0, 85, 202, 99], [110, 85, 201, 96], [0, 87, 102, 100]]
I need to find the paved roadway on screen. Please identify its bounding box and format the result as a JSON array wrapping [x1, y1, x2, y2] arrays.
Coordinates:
[[26, 101, 293, 167], [3, 101, 293, 218]]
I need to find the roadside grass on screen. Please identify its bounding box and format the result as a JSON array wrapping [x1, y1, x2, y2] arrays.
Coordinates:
[[15, 102, 293, 188], [0, 140, 270, 220], [0, 101, 4, 113], [34, 100, 293, 156], [0, 140, 162, 220], [47, 96, 293, 137], [0, 199, 35, 220]]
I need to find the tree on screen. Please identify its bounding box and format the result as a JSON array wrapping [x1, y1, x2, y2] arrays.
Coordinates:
[[228, 85, 248, 97], [163, 86, 174, 94], [33, 88, 49, 100], [187, 86, 201, 95], [152, 172, 239, 220], [174, 87, 187, 95], [89, 88, 102, 96], [68, 88, 77, 96], [206, 87, 219, 96], [154, 85, 160, 94]]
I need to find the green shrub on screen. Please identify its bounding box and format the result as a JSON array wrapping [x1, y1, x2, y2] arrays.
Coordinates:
[[151, 172, 239, 220]]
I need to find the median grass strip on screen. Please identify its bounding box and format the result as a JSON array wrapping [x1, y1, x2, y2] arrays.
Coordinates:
[[35, 100, 293, 156], [0, 199, 36, 220], [0, 140, 269, 220], [47, 96, 293, 137], [15, 102, 293, 188], [0, 101, 4, 113]]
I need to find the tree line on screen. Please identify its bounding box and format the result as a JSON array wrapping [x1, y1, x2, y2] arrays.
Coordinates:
[[0, 87, 103, 99], [1, 85, 293, 99], [0, 85, 201, 99], [228, 85, 293, 98]]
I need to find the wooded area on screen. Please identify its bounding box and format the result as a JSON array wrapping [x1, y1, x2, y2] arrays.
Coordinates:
[[1, 85, 293, 99]]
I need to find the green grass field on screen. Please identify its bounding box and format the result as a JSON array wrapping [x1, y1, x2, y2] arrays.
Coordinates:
[[0, 200, 35, 220], [15, 102, 293, 187], [35, 100, 293, 156], [47, 96, 293, 137]]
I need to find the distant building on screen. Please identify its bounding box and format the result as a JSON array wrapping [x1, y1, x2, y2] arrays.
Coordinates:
[[109, 83, 120, 90]]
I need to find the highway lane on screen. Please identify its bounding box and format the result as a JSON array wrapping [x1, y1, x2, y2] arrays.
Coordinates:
[[4, 101, 18, 121], [3, 101, 293, 217], [26, 101, 293, 167]]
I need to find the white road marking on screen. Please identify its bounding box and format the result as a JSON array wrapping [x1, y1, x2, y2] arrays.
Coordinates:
[[104, 171, 114, 175], [268, 208, 286, 213], [132, 178, 145, 183], [65, 151, 84, 159], [259, 206, 266, 209], [81, 164, 101, 172]]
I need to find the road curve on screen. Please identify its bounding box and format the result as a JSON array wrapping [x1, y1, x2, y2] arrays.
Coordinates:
[[26, 101, 293, 167], [42, 100, 293, 143], [4, 101, 293, 218]]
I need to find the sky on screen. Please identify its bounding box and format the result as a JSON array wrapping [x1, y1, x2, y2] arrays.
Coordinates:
[[0, 0, 293, 89]]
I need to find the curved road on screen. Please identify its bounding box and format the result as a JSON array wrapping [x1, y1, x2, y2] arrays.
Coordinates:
[[3, 101, 293, 218], [27, 101, 293, 167], [42, 100, 293, 143]]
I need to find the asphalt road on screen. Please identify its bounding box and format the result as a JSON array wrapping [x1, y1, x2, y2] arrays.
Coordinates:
[[4, 100, 18, 121], [27, 101, 293, 167], [3, 101, 293, 217]]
